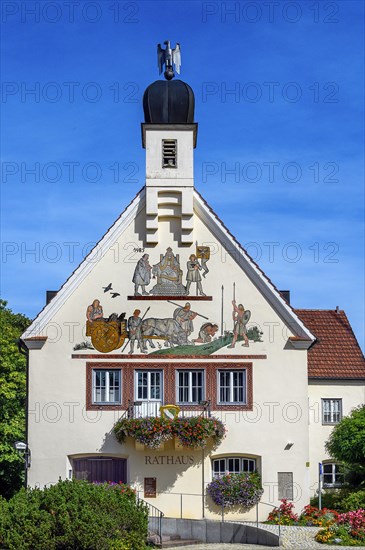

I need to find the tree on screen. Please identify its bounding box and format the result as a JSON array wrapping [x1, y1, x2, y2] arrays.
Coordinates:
[[0, 300, 31, 498], [325, 405, 365, 474]]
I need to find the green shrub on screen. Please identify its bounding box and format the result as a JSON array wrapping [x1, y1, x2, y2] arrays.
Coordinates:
[[341, 490, 365, 512], [4, 487, 54, 550], [310, 489, 345, 511], [0, 495, 9, 547], [311, 489, 365, 513], [1, 479, 148, 550]]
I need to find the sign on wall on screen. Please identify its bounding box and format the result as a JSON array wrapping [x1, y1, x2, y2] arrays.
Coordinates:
[[144, 477, 157, 498]]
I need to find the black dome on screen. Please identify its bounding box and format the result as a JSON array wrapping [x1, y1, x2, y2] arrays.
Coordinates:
[[143, 79, 195, 124]]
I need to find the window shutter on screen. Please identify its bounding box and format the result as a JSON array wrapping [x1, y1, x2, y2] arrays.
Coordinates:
[[162, 139, 177, 168], [278, 472, 293, 500]]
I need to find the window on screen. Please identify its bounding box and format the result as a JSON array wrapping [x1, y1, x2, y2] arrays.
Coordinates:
[[323, 463, 343, 487], [135, 371, 162, 401], [134, 370, 163, 417], [162, 139, 177, 168], [212, 457, 256, 478], [177, 370, 204, 404], [218, 370, 246, 404], [322, 399, 342, 424], [92, 369, 121, 404]]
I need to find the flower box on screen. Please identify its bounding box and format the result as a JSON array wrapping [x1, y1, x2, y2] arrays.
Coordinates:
[[114, 416, 226, 451]]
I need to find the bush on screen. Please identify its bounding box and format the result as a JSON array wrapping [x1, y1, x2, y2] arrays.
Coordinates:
[[341, 491, 365, 512], [206, 471, 263, 509], [0, 495, 9, 547], [311, 489, 365, 513], [1, 479, 148, 550], [310, 489, 345, 511]]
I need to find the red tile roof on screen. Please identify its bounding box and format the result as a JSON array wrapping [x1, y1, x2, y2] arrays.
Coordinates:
[[295, 309, 365, 379]]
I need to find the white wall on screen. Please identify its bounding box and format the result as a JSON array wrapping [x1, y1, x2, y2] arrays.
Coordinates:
[[308, 379, 365, 496]]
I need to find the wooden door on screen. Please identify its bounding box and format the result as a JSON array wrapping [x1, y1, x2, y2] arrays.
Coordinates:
[[72, 457, 127, 483]]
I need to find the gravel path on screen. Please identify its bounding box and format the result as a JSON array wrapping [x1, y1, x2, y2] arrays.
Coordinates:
[[166, 523, 365, 549]]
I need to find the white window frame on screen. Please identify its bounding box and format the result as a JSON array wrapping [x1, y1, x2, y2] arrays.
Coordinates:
[[218, 369, 246, 404], [212, 456, 256, 478], [322, 398, 342, 424], [176, 370, 205, 404], [323, 462, 343, 487], [92, 369, 121, 405], [134, 370, 163, 402]]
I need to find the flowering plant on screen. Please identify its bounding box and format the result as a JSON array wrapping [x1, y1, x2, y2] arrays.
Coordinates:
[[114, 416, 226, 449], [299, 504, 338, 527], [267, 499, 299, 525], [337, 509, 365, 530], [114, 417, 173, 449], [313, 508, 365, 545], [206, 472, 263, 509], [173, 417, 226, 450]]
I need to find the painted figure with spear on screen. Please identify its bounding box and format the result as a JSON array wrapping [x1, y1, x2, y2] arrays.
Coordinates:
[[168, 300, 208, 343], [228, 283, 251, 348]]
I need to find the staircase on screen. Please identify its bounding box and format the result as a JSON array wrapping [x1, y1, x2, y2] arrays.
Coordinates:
[[160, 535, 202, 548]]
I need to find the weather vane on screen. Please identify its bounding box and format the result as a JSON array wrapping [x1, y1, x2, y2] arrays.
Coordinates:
[[157, 40, 181, 80]]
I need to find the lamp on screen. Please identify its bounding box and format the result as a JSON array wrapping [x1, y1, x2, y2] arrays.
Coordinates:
[[14, 441, 31, 468]]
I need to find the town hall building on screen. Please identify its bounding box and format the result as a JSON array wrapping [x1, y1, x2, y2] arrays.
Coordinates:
[[20, 42, 365, 522]]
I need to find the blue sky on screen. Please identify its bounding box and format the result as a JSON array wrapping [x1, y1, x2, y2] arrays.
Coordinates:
[[1, 0, 364, 350]]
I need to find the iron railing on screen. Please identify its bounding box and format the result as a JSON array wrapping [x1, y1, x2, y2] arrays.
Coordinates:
[[137, 496, 164, 547], [121, 399, 211, 419], [138, 491, 281, 542]]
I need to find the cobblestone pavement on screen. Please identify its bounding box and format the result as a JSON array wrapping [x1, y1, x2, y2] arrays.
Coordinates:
[[166, 523, 365, 550]]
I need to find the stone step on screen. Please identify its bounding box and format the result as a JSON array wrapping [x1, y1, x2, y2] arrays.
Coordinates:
[[161, 535, 181, 541], [161, 540, 202, 548]]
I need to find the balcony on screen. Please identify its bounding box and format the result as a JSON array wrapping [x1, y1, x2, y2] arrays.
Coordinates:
[[124, 400, 211, 419], [114, 401, 225, 451]]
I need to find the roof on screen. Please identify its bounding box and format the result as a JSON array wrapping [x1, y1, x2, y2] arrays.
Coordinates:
[[295, 309, 365, 379]]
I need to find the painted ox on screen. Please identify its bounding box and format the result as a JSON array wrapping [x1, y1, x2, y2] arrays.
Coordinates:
[[141, 317, 188, 348]]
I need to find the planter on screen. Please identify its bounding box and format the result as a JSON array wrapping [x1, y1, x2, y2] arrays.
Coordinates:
[[135, 440, 165, 451], [135, 441, 145, 451], [174, 438, 183, 450]]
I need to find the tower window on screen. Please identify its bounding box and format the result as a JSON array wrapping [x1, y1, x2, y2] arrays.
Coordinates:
[[162, 139, 177, 168]]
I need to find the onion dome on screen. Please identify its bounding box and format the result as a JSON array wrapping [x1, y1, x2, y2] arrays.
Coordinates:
[[143, 79, 195, 124]]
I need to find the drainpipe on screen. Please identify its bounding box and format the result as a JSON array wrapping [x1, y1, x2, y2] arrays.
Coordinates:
[[17, 338, 29, 488], [202, 447, 205, 518]]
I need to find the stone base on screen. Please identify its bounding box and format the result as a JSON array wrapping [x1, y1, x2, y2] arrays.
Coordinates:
[[150, 283, 187, 296]]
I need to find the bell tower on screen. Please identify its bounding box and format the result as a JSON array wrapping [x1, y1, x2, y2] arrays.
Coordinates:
[[141, 41, 197, 245]]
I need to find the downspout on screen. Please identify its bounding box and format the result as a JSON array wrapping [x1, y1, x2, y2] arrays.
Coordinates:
[[17, 338, 29, 488], [202, 447, 205, 518]]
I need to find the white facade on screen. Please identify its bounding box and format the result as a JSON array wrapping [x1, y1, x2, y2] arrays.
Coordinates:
[[22, 90, 365, 522]]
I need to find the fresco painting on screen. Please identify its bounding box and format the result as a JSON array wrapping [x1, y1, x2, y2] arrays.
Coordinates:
[[76, 247, 263, 354]]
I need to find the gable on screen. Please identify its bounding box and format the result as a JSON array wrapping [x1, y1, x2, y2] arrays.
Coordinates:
[[22, 189, 315, 352]]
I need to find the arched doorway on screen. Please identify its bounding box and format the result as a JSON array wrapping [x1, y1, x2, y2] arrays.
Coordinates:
[[72, 456, 127, 483]]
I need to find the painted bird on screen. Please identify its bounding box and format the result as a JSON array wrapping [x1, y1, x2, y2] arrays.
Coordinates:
[[103, 283, 112, 292], [110, 292, 120, 298]]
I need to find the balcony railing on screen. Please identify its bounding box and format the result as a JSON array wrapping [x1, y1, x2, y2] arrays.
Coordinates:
[[124, 400, 211, 419]]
